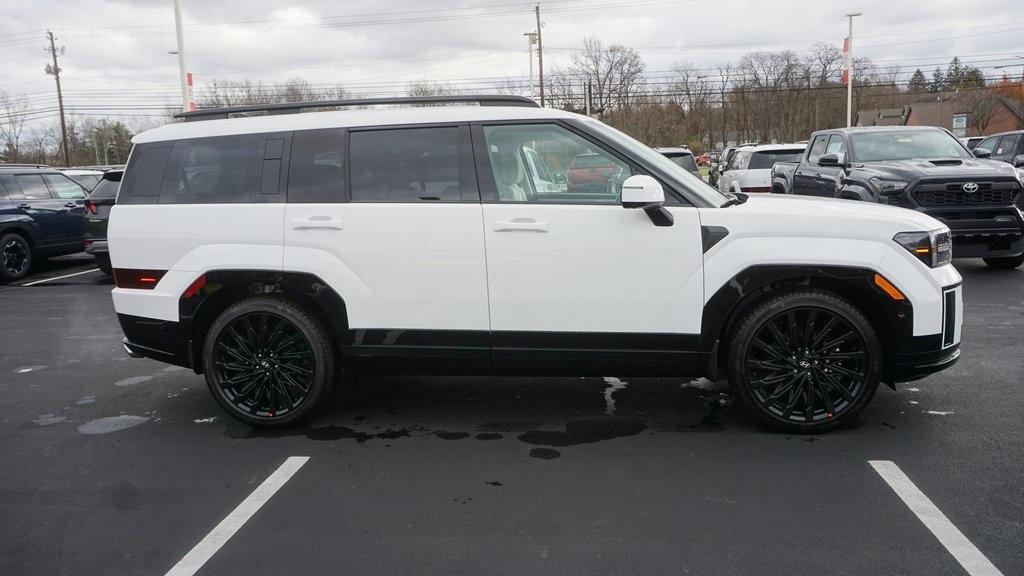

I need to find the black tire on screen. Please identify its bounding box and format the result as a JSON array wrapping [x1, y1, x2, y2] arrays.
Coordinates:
[[0, 232, 32, 282], [202, 296, 336, 427], [727, 289, 882, 433], [983, 254, 1024, 269], [94, 253, 112, 275]]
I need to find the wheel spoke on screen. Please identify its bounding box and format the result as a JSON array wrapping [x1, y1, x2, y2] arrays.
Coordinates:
[[810, 316, 837, 350], [753, 337, 789, 363], [815, 330, 856, 355], [819, 371, 856, 402], [825, 363, 864, 382], [765, 320, 793, 355]]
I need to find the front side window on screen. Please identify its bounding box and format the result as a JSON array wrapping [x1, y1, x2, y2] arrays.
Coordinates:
[[43, 174, 87, 199], [160, 135, 257, 203], [14, 175, 52, 200], [482, 124, 632, 204], [349, 126, 471, 203], [807, 135, 828, 163], [850, 130, 972, 162], [748, 149, 804, 169], [976, 136, 999, 156], [994, 135, 1021, 160], [825, 135, 846, 156]]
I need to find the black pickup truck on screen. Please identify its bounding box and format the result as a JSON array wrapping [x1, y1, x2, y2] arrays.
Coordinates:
[[772, 126, 1024, 268]]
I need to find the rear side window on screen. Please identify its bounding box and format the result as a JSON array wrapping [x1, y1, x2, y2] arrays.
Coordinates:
[[748, 149, 804, 169], [349, 126, 474, 203], [89, 177, 120, 200], [288, 128, 345, 203], [15, 175, 52, 200], [43, 174, 87, 199], [160, 135, 258, 203]]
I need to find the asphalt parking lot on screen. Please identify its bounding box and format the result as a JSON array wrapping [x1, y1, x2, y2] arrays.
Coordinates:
[[1, 254, 1021, 576]]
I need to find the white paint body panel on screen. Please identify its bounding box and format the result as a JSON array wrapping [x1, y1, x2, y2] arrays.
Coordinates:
[[482, 204, 704, 333], [283, 203, 489, 330], [699, 194, 962, 338], [720, 168, 772, 193]]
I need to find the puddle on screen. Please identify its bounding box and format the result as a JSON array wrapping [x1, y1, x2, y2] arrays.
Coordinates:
[[475, 432, 503, 441], [529, 447, 561, 460], [32, 414, 66, 427], [518, 419, 646, 447], [78, 415, 149, 435], [435, 431, 470, 440], [114, 375, 154, 387]]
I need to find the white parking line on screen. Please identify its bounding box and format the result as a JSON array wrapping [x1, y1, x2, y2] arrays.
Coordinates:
[[869, 460, 1004, 576], [164, 456, 309, 576], [21, 268, 100, 286]]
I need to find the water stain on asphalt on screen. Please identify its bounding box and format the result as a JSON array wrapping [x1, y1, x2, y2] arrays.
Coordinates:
[[14, 365, 47, 374], [517, 420, 647, 447], [78, 415, 149, 435], [435, 431, 470, 440], [475, 432, 503, 441], [32, 414, 66, 427], [486, 480, 503, 486], [529, 447, 561, 460], [477, 420, 544, 432], [75, 395, 96, 405], [602, 377, 628, 416], [114, 375, 154, 387]]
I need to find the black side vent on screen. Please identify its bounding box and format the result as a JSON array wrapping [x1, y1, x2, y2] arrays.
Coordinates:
[[929, 159, 963, 166], [943, 290, 956, 347]]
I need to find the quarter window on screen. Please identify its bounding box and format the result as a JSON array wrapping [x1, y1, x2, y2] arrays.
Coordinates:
[[14, 175, 52, 200], [481, 124, 633, 204], [43, 174, 87, 199], [288, 129, 345, 203], [349, 127, 472, 203], [160, 135, 257, 203]]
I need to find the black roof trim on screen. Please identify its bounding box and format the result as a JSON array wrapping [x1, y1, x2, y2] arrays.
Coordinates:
[[0, 163, 50, 168], [175, 95, 540, 122]]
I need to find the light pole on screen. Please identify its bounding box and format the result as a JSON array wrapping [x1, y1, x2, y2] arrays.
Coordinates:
[[845, 12, 862, 128], [172, 0, 190, 112], [523, 32, 537, 99]]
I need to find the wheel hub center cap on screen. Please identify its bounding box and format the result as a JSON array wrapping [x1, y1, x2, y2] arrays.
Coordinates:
[[260, 360, 271, 369], [798, 359, 811, 369]]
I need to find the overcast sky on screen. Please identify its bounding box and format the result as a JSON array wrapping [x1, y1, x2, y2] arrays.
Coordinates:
[[1, 0, 1023, 128]]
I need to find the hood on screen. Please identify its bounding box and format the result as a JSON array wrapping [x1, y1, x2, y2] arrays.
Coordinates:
[[857, 157, 1017, 180], [706, 193, 944, 237]]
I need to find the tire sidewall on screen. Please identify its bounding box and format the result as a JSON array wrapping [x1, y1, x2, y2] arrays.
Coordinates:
[[202, 297, 334, 427], [728, 291, 882, 433], [0, 233, 32, 281]]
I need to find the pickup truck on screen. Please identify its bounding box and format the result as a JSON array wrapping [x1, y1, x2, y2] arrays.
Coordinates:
[[772, 126, 1024, 268]]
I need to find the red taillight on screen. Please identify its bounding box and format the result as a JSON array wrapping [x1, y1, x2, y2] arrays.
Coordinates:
[[182, 274, 207, 299], [85, 201, 98, 215], [113, 269, 166, 289]]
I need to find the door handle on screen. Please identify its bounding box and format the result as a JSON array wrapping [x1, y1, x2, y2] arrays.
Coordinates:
[[64, 202, 77, 208], [291, 216, 343, 230], [17, 203, 30, 209], [493, 218, 549, 233]]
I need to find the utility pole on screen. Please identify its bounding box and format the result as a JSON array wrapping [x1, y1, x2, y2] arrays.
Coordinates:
[[523, 32, 537, 99], [172, 0, 190, 112], [845, 12, 862, 128], [45, 31, 70, 167], [535, 3, 544, 107]]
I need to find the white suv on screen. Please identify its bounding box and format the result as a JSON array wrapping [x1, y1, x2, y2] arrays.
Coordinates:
[[109, 95, 962, 432], [718, 143, 806, 194]]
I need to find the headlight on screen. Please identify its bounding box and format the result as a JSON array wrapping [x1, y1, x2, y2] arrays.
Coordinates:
[[894, 229, 952, 268], [870, 177, 909, 195]]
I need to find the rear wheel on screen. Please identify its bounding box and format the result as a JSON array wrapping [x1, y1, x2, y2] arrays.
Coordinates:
[[94, 253, 112, 275], [0, 232, 32, 282], [983, 254, 1024, 269], [202, 297, 335, 427], [727, 289, 882, 433]]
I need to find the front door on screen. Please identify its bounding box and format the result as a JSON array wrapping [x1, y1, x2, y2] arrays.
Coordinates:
[[475, 122, 705, 374], [11, 174, 66, 248]]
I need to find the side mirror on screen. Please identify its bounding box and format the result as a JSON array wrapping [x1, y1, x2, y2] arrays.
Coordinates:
[[621, 175, 673, 227], [818, 153, 840, 167], [973, 148, 992, 159], [1012, 154, 1024, 168]]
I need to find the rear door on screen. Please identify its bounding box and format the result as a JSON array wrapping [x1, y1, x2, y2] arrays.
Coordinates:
[[282, 124, 490, 360]]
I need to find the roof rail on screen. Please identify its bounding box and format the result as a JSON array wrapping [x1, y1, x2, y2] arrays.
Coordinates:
[[0, 163, 50, 168], [175, 95, 540, 122]]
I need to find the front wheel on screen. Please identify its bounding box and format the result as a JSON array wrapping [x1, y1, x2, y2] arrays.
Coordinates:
[[983, 254, 1024, 269], [202, 297, 336, 427], [727, 290, 882, 433]]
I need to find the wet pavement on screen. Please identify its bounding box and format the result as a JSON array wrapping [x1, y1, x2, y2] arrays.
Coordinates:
[[1, 255, 1022, 575]]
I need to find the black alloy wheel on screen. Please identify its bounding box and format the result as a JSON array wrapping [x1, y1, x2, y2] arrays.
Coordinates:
[[729, 290, 881, 432], [1, 233, 32, 281], [203, 297, 335, 426]]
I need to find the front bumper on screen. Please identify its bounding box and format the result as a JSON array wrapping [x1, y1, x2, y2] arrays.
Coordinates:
[[891, 344, 960, 382]]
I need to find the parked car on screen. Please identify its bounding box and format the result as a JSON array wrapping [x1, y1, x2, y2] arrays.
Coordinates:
[[959, 136, 985, 151], [973, 130, 1024, 167], [655, 147, 701, 178], [0, 165, 88, 280], [83, 169, 122, 274], [60, 168, 105, 191], [708, 146, 736, 187], [110, 95, 961, 433], [717, 144, 806, 194], [772, 126, 1024, 268]]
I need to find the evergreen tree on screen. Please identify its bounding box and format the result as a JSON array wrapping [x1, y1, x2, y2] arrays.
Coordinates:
[[928, 67, 945, 93], [945, 57, 965, 89], [908, 69, 928, 93]]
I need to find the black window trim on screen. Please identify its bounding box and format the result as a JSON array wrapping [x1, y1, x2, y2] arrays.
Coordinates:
[[471, 118, 695, 207]]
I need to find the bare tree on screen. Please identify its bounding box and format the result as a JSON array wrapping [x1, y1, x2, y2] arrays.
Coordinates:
[[0, 91, 29, 162], [407, 80, 458, 97], [960, 88, 1000, 135], [566, 37, 646, 112]]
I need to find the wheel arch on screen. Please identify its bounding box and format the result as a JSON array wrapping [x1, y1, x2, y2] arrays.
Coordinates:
[[180, 270, 349, 374], [701, 265, 911, 386], [0, 222, 38, 247]]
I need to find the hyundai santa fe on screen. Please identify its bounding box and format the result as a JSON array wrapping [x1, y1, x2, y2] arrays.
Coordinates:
[[108, 95, 962, 433]]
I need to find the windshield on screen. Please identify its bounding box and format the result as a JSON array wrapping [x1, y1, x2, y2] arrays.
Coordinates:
[[583, 119, 728, 206], [748, 149, 804, 169], [851, 130, 972, 162]]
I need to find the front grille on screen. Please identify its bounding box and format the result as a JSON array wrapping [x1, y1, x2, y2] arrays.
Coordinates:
[[913, 179, 1020, 206]]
